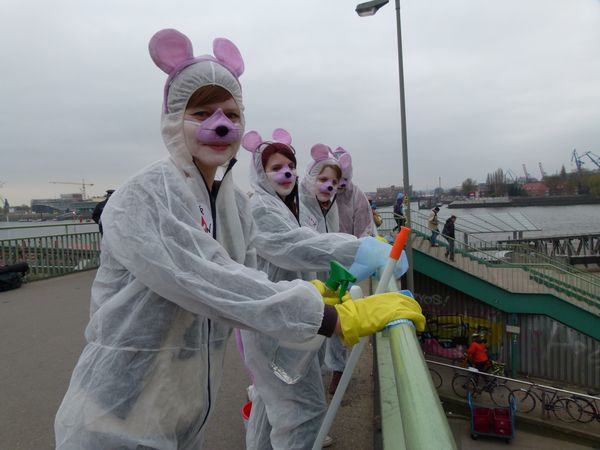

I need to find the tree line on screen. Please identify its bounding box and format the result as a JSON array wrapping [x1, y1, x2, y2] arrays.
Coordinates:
[[458, 167, 600, 198]]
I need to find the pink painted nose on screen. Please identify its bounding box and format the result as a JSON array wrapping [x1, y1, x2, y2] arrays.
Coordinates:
[[194, 109, 242, 144]]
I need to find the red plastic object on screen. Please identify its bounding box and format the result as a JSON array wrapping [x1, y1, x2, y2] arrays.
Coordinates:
[[493, 407, 511, 435], [242, 401, 252, 421], [473, 407, 491, 433]]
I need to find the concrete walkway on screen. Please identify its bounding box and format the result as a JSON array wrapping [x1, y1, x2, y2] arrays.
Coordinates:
[[0, 271, 373, 449], [1, 271, 598, 449]]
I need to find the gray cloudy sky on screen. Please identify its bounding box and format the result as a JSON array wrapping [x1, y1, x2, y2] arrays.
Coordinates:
[[1, 0, 599, 205]]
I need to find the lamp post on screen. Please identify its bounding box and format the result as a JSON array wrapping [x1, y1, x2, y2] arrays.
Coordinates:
[[356, 0, 414, 291]]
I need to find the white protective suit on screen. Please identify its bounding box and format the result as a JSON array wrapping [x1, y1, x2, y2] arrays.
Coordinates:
[[54, 31, 326, 450], [241, 138, 361, 449], [332, 147, 374, 238], [325, 148, 374, 373]]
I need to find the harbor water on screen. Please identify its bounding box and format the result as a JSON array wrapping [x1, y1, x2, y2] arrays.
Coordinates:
[[2, 204, 600, 240], [381, 203, 600, 240]]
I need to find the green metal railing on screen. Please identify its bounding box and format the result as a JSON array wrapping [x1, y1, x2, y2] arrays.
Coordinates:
[[377, 326, 457, 449], [408, 209, 600, 283], [379, 211, 600, 309], [0, 231, 101, 280]]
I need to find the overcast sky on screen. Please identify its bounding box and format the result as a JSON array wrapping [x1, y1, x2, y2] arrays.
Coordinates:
[[1, 0, 599, 205]]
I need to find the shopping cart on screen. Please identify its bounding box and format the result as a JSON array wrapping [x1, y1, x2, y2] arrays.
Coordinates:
[[468, 391, 516, 443]]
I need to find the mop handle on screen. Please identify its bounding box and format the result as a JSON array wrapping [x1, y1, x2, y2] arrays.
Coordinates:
[[375, 227, 410, 294], [311, 227, 411, 450]]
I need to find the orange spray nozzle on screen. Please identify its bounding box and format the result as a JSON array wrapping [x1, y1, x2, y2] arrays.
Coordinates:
[[390, 226, 411, 261]]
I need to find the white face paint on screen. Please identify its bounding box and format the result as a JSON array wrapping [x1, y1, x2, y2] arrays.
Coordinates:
[[183, 97, 242, 169], [264, 152, 297, 197], [315, 166, 339, 203]]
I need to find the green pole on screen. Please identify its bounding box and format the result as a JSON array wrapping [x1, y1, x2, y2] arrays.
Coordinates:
[[387, 323, 457, 449]]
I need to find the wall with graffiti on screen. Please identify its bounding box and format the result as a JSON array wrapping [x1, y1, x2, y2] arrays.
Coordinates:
[[413, 272, 507, 363], [412, 271, 600, 389]]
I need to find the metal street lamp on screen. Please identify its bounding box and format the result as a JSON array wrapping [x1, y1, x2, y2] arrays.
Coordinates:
[[356, 0, 414, 291]]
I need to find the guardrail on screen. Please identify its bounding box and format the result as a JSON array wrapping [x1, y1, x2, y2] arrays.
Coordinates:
[[0, 231, 101, 280], [407, 209, 600, 281], [378, 211, 600, 309], [379, 326, 457, 449]]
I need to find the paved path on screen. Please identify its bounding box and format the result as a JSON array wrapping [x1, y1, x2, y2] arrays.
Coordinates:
[[0, 271, 373, 449], [1, 271, 598, 449]]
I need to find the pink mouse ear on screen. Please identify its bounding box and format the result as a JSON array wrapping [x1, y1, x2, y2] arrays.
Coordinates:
[[213, 38, 244, 77], [333, 146, 348, 157], [272, 128, 292, 146], [338, 153, 352, 171], [242, 131, 263, 153], [149, 29, 194, 74], [311, 144, 331, 162]]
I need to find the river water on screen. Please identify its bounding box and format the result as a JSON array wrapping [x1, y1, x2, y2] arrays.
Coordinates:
[[0, 220, 98, 240], [382, 203, 600, 240], [2, 204, 600, 240]]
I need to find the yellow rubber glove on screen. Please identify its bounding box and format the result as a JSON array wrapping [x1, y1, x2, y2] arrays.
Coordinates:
[[334, 291, 426, 346], [308, 279, 352, 306]]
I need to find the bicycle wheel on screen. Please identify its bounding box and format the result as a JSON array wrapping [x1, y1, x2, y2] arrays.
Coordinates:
[[490, 383, 511, 407], [429, 368, 443, 389], [509, 388, 536, 413], [452, 375, 475, 398], [570, 397, 596, 423], [552, 398, 581, 423]]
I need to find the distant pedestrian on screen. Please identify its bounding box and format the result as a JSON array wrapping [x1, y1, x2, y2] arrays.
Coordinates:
[[92, 189, 114, 235], [427, 206, 440, 246], [393, 192, 406, 231], [368, 198, 382, 229], [442, 215, 456, 261]]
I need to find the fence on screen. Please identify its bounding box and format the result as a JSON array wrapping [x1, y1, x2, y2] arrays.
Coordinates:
[[378, 211, 600, 310], [0, 229, 101, 280]]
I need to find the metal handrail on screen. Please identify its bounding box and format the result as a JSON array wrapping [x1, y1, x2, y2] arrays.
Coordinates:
[[379, 211, 600, 306], [384, 325, 457, 449], [426, 359, 600, 402], [0, 231, 101, 280], [408, 209, 599, 281]]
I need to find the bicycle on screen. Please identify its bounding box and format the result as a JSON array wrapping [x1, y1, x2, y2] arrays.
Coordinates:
[[569, 391, 600, 424], [452, 360, 511, 407], [508, 384, 580, 423], [428, 366, 443, 389]]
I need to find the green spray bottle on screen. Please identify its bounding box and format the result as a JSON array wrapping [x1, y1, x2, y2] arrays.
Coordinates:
[[324, 261, 357, 303]]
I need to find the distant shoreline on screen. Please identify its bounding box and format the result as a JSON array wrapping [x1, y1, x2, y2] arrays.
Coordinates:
[[448, 195, 600, 209]]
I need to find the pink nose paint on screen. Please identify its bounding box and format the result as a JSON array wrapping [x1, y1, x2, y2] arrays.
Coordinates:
[[187, 109, 242, 144], [319, 180, 337, 195], [267, 164, 296, 184]]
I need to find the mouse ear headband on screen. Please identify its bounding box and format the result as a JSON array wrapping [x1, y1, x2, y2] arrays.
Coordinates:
[[149, 29, 244, 112], [332, 147, 352, 173], [242, 128, 293, 154]]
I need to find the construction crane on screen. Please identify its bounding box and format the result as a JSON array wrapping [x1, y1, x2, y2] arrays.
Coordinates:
[[571, 149, 585, 171], [538, 162, 547, 179], [49, 179, 94, 200], [522, 164, 531, 182], [583, 151, 600, 169], [505, 168, 518, 182]]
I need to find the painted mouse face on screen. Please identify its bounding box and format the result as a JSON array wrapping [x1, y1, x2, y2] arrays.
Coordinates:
[[242, 128, 297, 197], [331, 147, 353, 193], [265, 152, 297, 197], [183, 100, 242, 168], [316, 166, 339, 202]]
